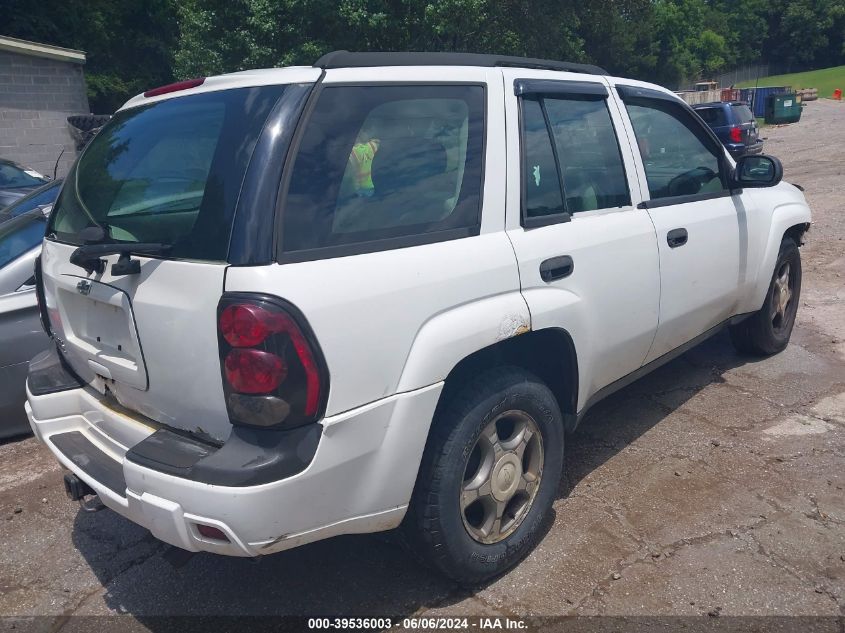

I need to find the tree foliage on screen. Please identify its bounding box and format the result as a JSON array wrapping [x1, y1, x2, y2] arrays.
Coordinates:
[[2, 0, 844, 111]]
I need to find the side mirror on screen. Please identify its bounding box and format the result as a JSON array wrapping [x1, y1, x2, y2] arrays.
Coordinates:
[[732, 155, 783, 188]]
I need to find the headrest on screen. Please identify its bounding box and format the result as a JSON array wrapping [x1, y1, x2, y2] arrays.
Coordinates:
[[371, 137, 447, 196]]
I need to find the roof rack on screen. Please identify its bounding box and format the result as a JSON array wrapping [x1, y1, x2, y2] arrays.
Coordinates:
[[313, 51, 606, 75]]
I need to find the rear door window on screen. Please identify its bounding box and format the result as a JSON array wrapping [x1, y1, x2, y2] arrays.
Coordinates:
[[521, 98, 565, 220], [48, 86, 286, 262], [518, 88, 630, 225], [280, 84, 485, 257], [544, 98, 631, 213], [695, 107, 727, 126]]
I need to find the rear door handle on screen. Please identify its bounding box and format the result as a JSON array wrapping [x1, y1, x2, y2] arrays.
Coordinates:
[[539, 255, 574, 282], [667, 228, 688, 248]]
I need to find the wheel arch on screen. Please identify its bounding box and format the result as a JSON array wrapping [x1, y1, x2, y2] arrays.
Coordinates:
[[433, 328, 580, 434], [744, 201, 811, 313]]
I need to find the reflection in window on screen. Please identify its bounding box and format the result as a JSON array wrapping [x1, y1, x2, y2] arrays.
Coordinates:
[[0, 212, 45, 269], [544, 98, 630, 212], [282, 85, 485, 252], [626, 99, 727, 200], [521, 98, 564, 219]]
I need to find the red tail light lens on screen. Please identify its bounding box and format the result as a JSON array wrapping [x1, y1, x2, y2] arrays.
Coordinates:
[[217, 294, 328, 429], [225, 349, 286, 394], [220, 304, 275, 347], [729, 126, 742, 143]]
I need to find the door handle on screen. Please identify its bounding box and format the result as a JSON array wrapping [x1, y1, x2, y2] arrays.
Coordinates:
[[667, 228, 688, 248], [539, 255, 574, 282]]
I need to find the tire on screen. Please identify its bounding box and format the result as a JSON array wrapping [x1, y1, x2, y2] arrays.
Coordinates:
[[404, 366, 564, 584], [729, 237, 802, 356]]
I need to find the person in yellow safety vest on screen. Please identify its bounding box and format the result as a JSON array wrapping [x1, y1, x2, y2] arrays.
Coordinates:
[[349, 137, 380, 197]]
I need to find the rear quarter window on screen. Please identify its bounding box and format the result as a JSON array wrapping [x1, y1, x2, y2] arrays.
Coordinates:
[[279, 84, 485, 259]]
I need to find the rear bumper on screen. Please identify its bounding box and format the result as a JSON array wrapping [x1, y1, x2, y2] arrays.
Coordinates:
[[27, 356, 442, 557], [728, 141, 764, 157]]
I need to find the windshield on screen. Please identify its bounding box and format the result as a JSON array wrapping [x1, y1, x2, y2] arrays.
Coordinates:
[[0, 210, 46, 269], [0, 162, 47, 189], [48, 86, 287, 262], [1, 180, 62, 220]]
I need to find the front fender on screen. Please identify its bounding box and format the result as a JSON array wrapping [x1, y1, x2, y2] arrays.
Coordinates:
[[741, 184, 811, 313]]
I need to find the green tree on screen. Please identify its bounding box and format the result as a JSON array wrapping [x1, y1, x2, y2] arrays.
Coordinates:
[[3, 0, 179, 112]]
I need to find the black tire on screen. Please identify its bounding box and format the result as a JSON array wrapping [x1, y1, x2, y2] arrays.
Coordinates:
[[729, 237, 802, 356], [404, 366, 564, 584]]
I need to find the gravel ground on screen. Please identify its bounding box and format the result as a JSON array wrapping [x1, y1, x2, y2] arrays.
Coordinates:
[[0, 99, 843, 626]]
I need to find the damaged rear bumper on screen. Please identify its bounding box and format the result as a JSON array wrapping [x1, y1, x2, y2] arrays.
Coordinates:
[[26, 347, 442, 556]]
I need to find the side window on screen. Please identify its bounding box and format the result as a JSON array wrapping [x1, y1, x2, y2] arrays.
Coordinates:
[[281, 84, 485, 254], [624, 98, 727, 200], [521, 98, 565, 220], [544, 98, 631, 212]]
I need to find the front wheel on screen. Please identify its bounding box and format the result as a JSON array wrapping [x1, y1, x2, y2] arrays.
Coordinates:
[[404, 366, 564, 584], [730, 237, 802, 355]]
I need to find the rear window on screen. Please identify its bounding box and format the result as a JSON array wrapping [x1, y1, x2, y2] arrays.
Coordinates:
[[0, 163, 46, 189], [3, 180, 61, 219], [0, 211, 45, 269], [48, 86, 286, 262], [280, 84, 485, 257], [694, 106, 727, 126], [730, 104, 754, 123]]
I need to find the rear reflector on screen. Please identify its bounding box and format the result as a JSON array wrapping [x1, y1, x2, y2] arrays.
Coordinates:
[[144, 78, 205, 98], [196, 524, 229, 542]]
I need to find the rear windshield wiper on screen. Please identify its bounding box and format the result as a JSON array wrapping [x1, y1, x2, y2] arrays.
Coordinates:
[[70, 241, 172, 276]]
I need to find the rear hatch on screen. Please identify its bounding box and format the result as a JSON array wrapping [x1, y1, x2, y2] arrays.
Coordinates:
[[730, 103, 759, 145], [40, 81, 302, 442]]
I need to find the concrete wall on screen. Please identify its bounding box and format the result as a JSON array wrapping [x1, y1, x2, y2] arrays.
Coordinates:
[[0, 50, 89, 178]]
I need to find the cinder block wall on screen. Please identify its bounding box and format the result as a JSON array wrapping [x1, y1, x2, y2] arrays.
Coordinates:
[[0, 50, 90, 178]]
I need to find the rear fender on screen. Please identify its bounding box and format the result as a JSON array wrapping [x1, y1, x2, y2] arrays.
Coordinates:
[[395, 292, 531, 393]]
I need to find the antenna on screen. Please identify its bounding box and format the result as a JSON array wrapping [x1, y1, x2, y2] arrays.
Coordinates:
[[53, 148, 65, 180]]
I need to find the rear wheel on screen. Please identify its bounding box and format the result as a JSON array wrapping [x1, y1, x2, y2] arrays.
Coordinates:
[[730, 237, 801, 355], [404, 366, 564, 584]]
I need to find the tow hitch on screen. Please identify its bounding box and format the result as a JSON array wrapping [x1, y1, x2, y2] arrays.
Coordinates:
[[63, 473, 105, 512]]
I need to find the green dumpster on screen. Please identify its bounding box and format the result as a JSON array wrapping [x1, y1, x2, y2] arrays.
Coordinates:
[[765, 93, 802, 124]]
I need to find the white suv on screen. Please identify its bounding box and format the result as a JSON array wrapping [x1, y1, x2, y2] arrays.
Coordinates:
[[26, 52, 811, 583]]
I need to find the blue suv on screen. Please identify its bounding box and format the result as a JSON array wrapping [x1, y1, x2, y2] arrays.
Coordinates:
[[693, 101, 763, 158]]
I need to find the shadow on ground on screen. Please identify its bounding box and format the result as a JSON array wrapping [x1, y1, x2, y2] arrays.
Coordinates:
[[68, 330, 764, 619]]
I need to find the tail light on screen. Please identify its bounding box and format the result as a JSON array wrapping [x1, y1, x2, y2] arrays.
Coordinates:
[[217, 294, 328, 429], [729, 126, 742, 143]]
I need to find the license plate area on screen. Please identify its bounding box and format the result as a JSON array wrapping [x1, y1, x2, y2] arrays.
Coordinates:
[[55, 278, 147, 390]]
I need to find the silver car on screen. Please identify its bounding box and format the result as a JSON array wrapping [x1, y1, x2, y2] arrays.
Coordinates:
[[0, 183, 60, 438]]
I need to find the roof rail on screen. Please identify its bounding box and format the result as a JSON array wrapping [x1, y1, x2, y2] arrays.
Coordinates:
[[313, 51, 606, 75]]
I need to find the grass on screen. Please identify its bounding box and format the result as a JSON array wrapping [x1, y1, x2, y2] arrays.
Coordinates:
[[736, 65, 845, 99]]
